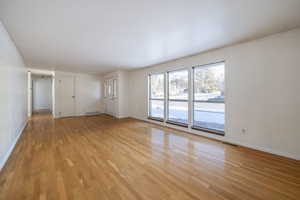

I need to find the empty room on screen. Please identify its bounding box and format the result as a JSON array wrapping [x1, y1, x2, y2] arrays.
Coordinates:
[[0, 0, 300, 199]]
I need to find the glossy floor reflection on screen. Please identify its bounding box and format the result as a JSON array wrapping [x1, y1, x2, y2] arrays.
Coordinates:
[[0, 113, 299, 200]]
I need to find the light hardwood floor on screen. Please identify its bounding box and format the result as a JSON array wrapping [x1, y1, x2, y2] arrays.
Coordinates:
[[0, 113, 300, 200]]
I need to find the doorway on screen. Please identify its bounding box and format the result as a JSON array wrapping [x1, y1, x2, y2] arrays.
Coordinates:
[[104, 78, 117, 117], [28, 70, 55, 117], [27, 71, 55, 117], [32, 75, 52, 114]]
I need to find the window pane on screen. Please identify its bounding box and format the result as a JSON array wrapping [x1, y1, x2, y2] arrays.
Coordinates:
[[113, 79, 117, 97], [104, 81, 107, 97], [150, 100, 164, 119], [194, 102, 224, 131], [194, 63, 224, 102], [150, 74, 164, 99], [168, 101, 188, 124], [168, 70, 188, 100], [108, 80, 113, 97]]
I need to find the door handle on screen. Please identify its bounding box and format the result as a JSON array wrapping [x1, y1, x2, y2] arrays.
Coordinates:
[[72, 96, 75, 98]]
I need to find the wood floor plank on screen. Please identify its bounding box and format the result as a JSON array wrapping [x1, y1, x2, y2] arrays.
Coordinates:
[[0, 113, 300, 200]]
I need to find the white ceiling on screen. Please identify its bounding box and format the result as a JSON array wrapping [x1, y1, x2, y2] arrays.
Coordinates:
[[1, 0, 300, 74]]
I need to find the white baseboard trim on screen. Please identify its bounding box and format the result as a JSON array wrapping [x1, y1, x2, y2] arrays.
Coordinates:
[[0, 120, 28, 172], [117, 115, 130, 119], [226, 140, 300, 161], [131, 116, 300, 161], [54, 112, 105, 119]]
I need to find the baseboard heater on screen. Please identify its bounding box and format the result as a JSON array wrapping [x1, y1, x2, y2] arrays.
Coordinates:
[[222, 141, 239, 147], [85, 112, 102, 115]]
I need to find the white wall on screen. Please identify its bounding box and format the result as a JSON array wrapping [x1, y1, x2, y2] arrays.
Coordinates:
[[0, 21, 27, 170], [118, 71, 129, 118], [32, 76, 52, 111], [128, 28, 300, 160], [54, 71, 103, 118], [27, 71, 32, 116]]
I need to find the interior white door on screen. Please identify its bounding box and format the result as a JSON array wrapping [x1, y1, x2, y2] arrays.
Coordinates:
[[105, 79, 117, 117], [59, 75, 75, 117], [107, 99, 115, 116]]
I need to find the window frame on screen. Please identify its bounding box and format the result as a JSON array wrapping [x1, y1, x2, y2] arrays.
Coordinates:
[[147, 61, 225, 136], [192, 61, 225, 135], [113, 79, 117, 98], [166, 68, 189, 126], [104, 80, 108, 98], [108, 79, 113, 98], [148, 73, 165, 121]]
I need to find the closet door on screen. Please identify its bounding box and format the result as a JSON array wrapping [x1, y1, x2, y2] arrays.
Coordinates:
[[58, 75, 76, 117]]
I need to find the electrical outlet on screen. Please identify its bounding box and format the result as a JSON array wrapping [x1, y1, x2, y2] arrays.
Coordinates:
[[241, 128, 247, 134]]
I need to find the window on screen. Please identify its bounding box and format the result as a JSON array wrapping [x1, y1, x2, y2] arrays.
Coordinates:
[[108, 79, 113, 97], [149, 73, 165, 120], [147, 61, 225, 135], [104, 80, 108, 98], [104, 79, 117, 98], [193, 62, 225, 134], [167, 70, 189, 125], [113, 79, 117, 98]]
